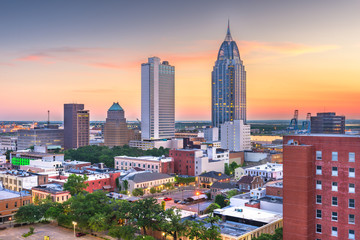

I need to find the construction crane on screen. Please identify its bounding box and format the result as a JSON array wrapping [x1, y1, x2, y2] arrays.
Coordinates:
[[288, 110, 299, 131], [302, 113, 311, 132]]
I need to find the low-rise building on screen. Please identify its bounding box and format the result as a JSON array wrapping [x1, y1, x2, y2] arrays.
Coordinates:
[[244, 163, 283, 181], [19, 160, 63, 174], [265, 181, 283, 197], [0, 186, 32, 224], [0, 170, 48, 192], [118, 171, 175, 195], [203, 126, 219, 142], [0, 155, 6, 168], [221, 120, 251, 152], [10, 151, 64, 162], [63, 160, 91, 171], [210, 181, 237, 200], [234, 167, 245, 180], [129, 139, 183, 150], [32, 184, 71, 203], [0, 135, 17, 151], [197, 171, 230, 189], [230, 193, 283, 214], [114, 155, 174, 174], [237, 176, 264, 192]]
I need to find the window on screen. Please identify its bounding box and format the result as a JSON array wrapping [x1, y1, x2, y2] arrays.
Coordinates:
[[332, 182, 338, 191], [14, 202, 17, 207], [349, 230, 355, 239], [349, 168, 355, 178], [332, 212, 338, 221], [316, 195, 322, 204], [349, 152, 355, 162], [349, 183, 355, 193], [316, 166, 322, 175], [316, 209, 322, 219], [332, 152, 338, 161], [316, 180, 322, 190], [331, 227, 338, 237], [316, 224, 322, 233], [349, 199, 355, 208], [332, 196, 338, 206], [316, 151, 322, 160], [332, 167, 338, 176], [6, 203, 8, 208], [349, 214, 355, 224]]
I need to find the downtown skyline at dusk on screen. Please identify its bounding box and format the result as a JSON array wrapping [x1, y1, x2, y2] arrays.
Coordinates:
[[1, 0, 360, 121]]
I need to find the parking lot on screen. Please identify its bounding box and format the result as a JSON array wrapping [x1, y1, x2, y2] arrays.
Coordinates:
[[0, 223, 105, 240], [157, 189, 213, 214]]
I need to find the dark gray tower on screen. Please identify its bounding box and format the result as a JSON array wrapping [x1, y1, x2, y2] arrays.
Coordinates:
[[212, 22, 246, 127]]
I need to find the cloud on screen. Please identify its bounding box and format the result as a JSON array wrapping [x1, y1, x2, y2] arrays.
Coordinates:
[[89, 60, 141, 70]]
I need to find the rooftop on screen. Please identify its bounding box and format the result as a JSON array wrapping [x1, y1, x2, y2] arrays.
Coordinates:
[[115, 155, 173, 163], [211, 181, 237, 190], [214, 206, 282, 224], [245, 163, 283, 172], [108, 102, 123, 111], [32, 184, 69, 194], [121, 171, 173, 183], [199, 171, 230, 180], [0, 189, 30, 200]]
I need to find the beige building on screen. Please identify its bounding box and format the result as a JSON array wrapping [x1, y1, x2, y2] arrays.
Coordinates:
[[104, 102, 130, 147], [114, 155, 174, 174], [234, 167, 245, 180], [32, 184, 71, 203], [0, 171, 48, 192]]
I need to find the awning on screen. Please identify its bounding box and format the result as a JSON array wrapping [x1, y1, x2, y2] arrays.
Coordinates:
[[103, 185, 112, 189]]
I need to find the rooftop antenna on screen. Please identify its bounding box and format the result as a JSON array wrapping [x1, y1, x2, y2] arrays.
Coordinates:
[[47, 110, 50, 127]]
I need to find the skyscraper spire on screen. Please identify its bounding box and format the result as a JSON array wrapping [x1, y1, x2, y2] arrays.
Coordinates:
[[225, 19, 233, 41]]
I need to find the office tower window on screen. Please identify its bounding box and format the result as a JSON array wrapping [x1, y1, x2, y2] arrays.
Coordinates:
[[332, 152, 338, 161], [332, 196, 338, 206], [349, 168, 355, 178], [349, 152, 355, 162], [331, 227, 338, 237], [316, 224, 322, 233], [331, 212, 338, 221], [316, 166, 322, 175], [332, 182, 338, 191], [316, 151, 322, 160], [316, 209, 322, 219], [349, 199, 355, 208], [316, 180, 322, 190], [349, 230, 355, 239], [349, 214, 355, 224], [332, 167, 338, 176], [349, 183, 355, 193], [316, 195, 322, 204]]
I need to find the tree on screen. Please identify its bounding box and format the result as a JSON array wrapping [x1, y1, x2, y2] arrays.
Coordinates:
[[159, 208, 188, 240], [116, 178, 121, 191], [205, 203, 221, 214], [15, 204, 43, 223], [226, 189, 239, 198], [224, 163, 231, 176], [132, 188, 144, 197], [150, 187, 156, 194], [253, 227, 283, 240], [63, 174, 89, 196], [89, 213, 108, 232], [229, 162, 240, 175], [214, 194, 228, 208], [129, 198, 163, 235], [185, 216, 222, 240], [134, 236, 156, 240], [108, 225, 136, 240], [123, 180, 129, 192]]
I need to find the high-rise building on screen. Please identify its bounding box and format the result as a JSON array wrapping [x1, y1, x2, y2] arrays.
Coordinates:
[[220, 120, 251, 152], [283, 134, 359, 240], [311, 112, 345, 134], [141, 57, 175, 140], [64, 103, 89, 149], [212, 22, 246, 128], [104, 102, 129, 147]]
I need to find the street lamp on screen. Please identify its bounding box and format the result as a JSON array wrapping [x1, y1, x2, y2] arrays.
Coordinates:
[[72, 221, 77, 237], [196, 191, 200, 216]]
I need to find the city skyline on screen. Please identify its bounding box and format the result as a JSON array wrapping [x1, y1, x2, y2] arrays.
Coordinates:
[[1, 0, 360, 121]]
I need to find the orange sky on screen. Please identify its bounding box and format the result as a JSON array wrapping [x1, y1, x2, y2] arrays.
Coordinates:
[[1, 1, 360, 121]]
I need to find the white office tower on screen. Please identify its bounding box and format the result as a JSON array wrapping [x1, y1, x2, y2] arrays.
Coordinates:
[[204, 126, 219, 142], [221, 120, 251, 151], [141, 57, 175, 140]]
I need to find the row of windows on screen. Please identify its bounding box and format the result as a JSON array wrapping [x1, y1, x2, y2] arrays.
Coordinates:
[[316, 151, 355, 162], [316, 166, 355, 178], [117, 161, 159, 169], [316, 225, 354, 239], [316, 210, 355, 223], [5, 200, 30, 208], [316, 180, 356, 193], [316, 195, 355, 207]]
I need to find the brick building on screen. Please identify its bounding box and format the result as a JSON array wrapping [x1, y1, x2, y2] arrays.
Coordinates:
[[0, 188, 32, 223], [283, 134, 360, 240], [237, 175, 264, 192], [114, 156, 174, 174], [32, 184, 71, 203], [197, 171, 230, 189]]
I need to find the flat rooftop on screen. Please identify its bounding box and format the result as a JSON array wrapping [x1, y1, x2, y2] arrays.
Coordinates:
[[115, 156, 172, 162], [214, 206, 282, 224], [0, 189, 30, 200], [245, 163, 283, 172], [287, 134, 360, 138]]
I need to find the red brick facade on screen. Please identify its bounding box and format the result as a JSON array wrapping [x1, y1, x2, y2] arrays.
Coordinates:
[[266, 185, 283, 197], [169, 150, 196, 176], [85, 172, 121, 193], [283, 135, 360, 240]]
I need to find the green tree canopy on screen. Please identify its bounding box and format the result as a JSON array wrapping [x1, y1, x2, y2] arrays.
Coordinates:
[[63, 174, 89, 196], [108, 225, 136, 240], [205, 203, 221, 214], [132, 188, 144, 197], [214, 195, 228, 208], [14, 204, 43, 223]]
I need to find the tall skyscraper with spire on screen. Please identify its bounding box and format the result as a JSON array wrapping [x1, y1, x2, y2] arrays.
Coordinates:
[[212, 22, 246, 128]]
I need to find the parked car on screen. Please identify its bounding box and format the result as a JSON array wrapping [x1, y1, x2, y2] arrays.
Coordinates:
[[164, 197, 173, 201], [174, 199, 180, 203], [76, 233, 86, 237]]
